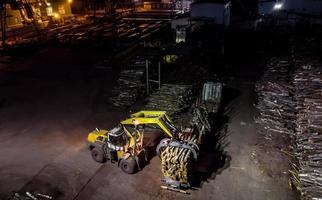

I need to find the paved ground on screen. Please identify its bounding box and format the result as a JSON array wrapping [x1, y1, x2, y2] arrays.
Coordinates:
[[204, 78, 294, 200], [0, 47, 126, 199], [0, 47, 296, 200]]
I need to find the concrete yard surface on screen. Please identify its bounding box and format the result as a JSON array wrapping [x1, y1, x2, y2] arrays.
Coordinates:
[[0, 47, 296, 200]]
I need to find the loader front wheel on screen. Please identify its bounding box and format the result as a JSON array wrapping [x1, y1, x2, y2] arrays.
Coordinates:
[[120, 157, 137, 174], [91, 148, 105, 163]]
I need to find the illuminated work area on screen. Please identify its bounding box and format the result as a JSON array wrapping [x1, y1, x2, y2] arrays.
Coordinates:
[[0, 0, 321, 199]]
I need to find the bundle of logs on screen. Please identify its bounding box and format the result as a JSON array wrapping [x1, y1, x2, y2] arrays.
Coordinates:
[[146, 85, 197, 187], [110, 69, 145, 107], [156, 82, 222, 191], [160, 129, 199, 187], [143, 84, 194, 119], [256, 58, 322, 199], [158, 107, 212, 189]]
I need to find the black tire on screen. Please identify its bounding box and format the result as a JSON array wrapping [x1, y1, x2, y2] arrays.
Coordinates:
[[120, 157, 137, 174], [91, 148, 106, 163]]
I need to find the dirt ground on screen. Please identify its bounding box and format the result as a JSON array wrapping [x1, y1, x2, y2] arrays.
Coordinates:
[[0, 46, 296, 200]]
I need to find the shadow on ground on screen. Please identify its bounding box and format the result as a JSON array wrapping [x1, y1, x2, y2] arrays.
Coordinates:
[[190, 87, 240, 188]]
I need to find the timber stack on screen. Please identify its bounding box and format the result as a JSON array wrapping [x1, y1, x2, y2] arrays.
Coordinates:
[[255, 58, 296, 135], [110, 69, 145, 107], [292, 65, 322, 199], [143, 84, 194, 119], [156, 82, 222, 191], [256, 58, 322, 199]]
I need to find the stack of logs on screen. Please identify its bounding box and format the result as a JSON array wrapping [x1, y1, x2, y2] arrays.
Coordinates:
[[143, 84, 194, 119], [255, 58, 296, 135], [148, 84, 197, 187], [292, 65, 322, 199], [110, 69, 145, 107], [158, 107, 212, 188], [157, 82, 221, 189], [160, 129, 199, 186], [256, 58, 322, 199]]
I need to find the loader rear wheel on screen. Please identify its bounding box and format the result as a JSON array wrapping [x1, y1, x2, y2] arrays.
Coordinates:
[[120, 157, 137, 174], [91, 148, 105, 163]]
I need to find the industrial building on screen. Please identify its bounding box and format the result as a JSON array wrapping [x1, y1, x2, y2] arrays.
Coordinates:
[[191, 0, 231, 27], [258, 0, 322, 25], [259, 0, 322, 16], [4, 0, 73, 27]]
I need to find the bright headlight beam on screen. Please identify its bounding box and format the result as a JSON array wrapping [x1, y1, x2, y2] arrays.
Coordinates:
[[274, 3, 283, 10]]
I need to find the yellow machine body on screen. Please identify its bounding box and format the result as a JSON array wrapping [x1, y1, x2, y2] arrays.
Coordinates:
[[87, 111, 177, 163]]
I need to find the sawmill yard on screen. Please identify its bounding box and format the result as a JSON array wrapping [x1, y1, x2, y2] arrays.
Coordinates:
[[1, 11, 322, 200]]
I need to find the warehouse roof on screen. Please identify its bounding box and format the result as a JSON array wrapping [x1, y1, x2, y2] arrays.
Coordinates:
[[191, 0, 230, 5]]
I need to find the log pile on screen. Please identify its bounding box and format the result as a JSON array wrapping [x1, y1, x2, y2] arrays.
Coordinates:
[[158, 90, 216, 189], [110, 69, 145, 107], [292, 66, 322, 199], [143, 84, 194, 119], [255, 58, 296, 135], [256, 58, 322, 199], [160, 129, 198, 186], [143, 82, 221, 190]]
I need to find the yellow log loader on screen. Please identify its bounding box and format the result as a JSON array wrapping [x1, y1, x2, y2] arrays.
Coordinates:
[[87, 83, 222, 192], [87, 111, 199, 175]]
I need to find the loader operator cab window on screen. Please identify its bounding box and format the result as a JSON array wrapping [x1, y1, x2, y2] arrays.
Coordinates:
[[108, 126, 128, 147], [109, 134, 127, 147], [124, 125, 138, 137]]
